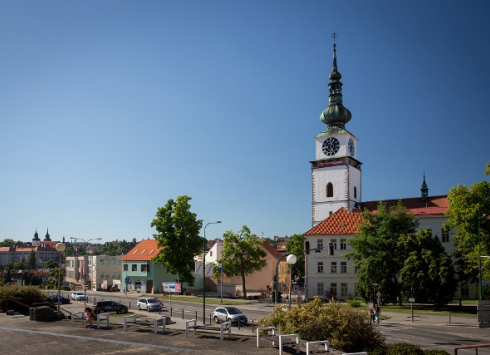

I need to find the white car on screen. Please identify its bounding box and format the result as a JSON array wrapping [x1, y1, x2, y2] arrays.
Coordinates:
[[70, 291, 87, 301]]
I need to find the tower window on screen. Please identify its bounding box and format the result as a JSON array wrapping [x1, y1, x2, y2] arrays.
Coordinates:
[[326, 183, 333, 197], [354, 186, 357, 199]]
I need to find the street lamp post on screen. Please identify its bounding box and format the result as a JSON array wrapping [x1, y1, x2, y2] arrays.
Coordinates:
[[286, 254, 297, 310], [55, 243, 66, 319], [70, 237, 102, 304], [478, 214, 486, 301], [202, 221, 222, 324]]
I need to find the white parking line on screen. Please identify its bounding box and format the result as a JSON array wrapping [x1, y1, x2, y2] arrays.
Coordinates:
[[0, 326, 192, 352]]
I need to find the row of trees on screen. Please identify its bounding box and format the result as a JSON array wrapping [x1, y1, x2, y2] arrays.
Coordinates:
[[346, 164, 490, 304]]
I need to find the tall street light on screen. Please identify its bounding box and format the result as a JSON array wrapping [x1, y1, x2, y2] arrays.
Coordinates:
[[70, 237, 102, 304], [202, 221, 221, 324], [55, 242, 66, 319], [286, 254, 297, 310], [478, 214, 486, 301]]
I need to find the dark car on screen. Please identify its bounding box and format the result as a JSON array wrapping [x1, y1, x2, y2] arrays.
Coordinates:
[[50, 294, 71, 304], [92, 300, 128, 314]]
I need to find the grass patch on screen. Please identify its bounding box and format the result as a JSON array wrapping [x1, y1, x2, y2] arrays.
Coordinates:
[[140, 294, 248, 305]]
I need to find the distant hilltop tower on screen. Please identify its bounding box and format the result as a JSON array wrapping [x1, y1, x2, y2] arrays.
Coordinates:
[[311, 36, 362, 226]]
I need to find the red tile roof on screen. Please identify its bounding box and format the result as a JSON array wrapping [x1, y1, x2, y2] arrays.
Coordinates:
[[304, 208, 363, 236], [262, 240, 283, 260], [361, 195, 448, 211], [122, 239, 163, 261]]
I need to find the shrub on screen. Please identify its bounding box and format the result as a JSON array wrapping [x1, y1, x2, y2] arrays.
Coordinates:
[[345, 299, 362, 307], [256, 297, 384, 353], [0, 285, 49, 313]]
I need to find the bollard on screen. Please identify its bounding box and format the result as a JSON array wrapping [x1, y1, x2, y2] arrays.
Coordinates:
[[449, 312, 451, 324], [129, 301, 131, 310], [209, 313, 212, 324], [171, 307, 173, 317], [182, 309, 184, 319]]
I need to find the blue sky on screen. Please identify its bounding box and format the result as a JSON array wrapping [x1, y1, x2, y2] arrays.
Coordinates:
[[1, 1, 489, 244]]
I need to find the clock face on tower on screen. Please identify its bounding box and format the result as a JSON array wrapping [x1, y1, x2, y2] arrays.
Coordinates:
[[322, 137, 340, 156], [348, 138, 355, 156]]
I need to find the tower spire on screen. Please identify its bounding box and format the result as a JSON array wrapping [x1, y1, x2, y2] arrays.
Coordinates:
[[421, 173, 429, 200], [320, 35, 352, 133]]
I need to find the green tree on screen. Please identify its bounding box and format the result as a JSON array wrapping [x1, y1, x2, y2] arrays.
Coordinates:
[[218, 225, 267, 298], [0, 239, 22, 247], [345, 201, 419, 305], [445, 179, 490, 284], [151, 195, 203, 287], [285, 234, 306, 282], [398, 229, 457, 306], [43, 259, 58, 269], [46, 268, 64, 289], [28, 250, 37, 270]]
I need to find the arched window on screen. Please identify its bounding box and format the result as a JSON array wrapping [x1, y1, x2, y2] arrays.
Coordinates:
[[326, 183, 333, 198], [354, 186, 357, 199]]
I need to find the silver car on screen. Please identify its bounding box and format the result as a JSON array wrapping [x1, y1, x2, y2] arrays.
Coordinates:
[[137, 297, 162, 312], [212, 306, 248, 325]]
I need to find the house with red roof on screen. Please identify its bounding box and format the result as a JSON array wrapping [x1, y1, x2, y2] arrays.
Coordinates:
[[121, 239, 191, 294]]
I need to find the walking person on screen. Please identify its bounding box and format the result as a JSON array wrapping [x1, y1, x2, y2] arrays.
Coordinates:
[[85, 307, 97, 328]]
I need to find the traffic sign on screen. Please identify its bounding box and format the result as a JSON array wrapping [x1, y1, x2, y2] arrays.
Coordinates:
[[218, 264, 222, 272], [409, 297, 415, 303]]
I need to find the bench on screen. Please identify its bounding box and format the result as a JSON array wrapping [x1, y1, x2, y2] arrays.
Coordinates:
[[306, 340, 330, 355], [256, 326, 300, 355], [70, 311, 85, 327], [185, 319, 231, 341], [123, 315, 168, 334], [97, 312, 111, 329]]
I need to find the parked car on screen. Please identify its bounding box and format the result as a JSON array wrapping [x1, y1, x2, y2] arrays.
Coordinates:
[[212, 306, 248, 325], [70, 292, 88, 301], [50, 294, 71, 304], [93, 300, 128, 314], [137, 297, 162, 312]]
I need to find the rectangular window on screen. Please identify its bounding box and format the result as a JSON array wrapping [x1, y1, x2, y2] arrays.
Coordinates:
[[341, 283, 348, 297], [341, 262, 347, 273], [331, 239, 337, 249], [141, 264, 149, 272], [442, 229, 449, 243], [340, 239, 347, 250], [331, 262, 337, 273], [317, 239, 323, 250], [330, 283, 337, 297], [317, 262, 324, 273], [317, 282, 324, 297], [123, 264, 128, 271], [132, 264, 137, 271]]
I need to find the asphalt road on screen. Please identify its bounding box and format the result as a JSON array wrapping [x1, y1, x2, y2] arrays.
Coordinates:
[[59, 290, 490, 354]]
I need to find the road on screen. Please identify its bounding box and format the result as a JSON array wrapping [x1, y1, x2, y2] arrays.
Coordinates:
[[62, 290, 490, 354]]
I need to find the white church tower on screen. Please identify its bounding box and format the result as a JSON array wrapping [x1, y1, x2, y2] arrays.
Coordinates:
[[311, 40, 362, 226]]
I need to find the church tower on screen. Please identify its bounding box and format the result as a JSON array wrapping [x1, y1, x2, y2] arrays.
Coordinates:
[[311, 40, 362, 226]]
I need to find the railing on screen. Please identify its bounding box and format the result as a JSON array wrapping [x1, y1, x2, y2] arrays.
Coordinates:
[[453, 343, 490, 354]]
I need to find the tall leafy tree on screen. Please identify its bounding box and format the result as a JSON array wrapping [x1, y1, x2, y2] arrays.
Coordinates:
[[28, 250, 37, 270], [445, 179, 490, 284], [151, 195, 203, 287], [218, 225, 267, 298], [345, 201, 419, 305], [398, 229, 457, 306], [285, 234, 306, 282]]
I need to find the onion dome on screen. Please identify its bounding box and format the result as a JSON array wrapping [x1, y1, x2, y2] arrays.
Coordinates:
[[320, 43, 352, 131], [33, 229, 40, 241], [44, 228, 51, 241]]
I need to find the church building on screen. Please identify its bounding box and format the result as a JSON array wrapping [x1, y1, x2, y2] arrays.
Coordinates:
[[303, 42, 472, 301]]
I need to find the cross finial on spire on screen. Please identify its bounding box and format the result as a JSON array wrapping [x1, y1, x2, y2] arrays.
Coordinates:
[[331, 32, 337, 43]]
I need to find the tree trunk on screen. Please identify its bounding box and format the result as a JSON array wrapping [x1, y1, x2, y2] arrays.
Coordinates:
[[241, 271, 247, 299]]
